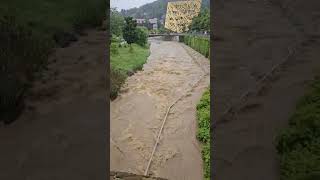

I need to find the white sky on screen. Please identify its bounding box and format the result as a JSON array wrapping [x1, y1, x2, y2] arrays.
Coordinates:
[[110, 0, 158, 10]]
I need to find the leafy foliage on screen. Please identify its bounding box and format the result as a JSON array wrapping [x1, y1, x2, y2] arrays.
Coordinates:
[[190, 8, 210, 32], [123, 17, 138, 44], [276, 77, 320, 180], [110, 68, 127, 100], [196, 88, 210, 180], [110, 43, 119, 55], [122, 17, 148, 46], [182, 35, 210, 58], [135, 26, 148, 47], [110, 8, 125, 37]]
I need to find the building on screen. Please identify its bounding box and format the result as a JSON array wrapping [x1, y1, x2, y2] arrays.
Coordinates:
[[160, 19, 164, 25], [148, 18, 157, 24], [135, 19, 146, 24], [160, 15, 165, 25], [148, 18, 158, 30]]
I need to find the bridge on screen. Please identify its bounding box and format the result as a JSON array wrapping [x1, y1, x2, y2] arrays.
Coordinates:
[[148, 33, 187, 37], [148, 33, 209, 38]]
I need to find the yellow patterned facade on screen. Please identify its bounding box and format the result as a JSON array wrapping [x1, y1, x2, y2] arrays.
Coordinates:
[[164, 0, 202, 33]]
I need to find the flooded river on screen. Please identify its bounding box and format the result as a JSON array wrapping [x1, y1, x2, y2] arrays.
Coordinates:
[[110, 37, 210, 180]]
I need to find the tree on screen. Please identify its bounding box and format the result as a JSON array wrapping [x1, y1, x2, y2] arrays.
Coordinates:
[[135, 26, 148, 46], [190, 8, 210, 32], [110, 8, 125, 37], [123, 17, 138, 44]]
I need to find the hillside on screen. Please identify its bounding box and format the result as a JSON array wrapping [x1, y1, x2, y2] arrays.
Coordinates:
[[120, 0, 210, 19]]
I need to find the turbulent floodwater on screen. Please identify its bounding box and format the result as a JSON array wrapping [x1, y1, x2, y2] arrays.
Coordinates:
[[110, 37, 210, 180]]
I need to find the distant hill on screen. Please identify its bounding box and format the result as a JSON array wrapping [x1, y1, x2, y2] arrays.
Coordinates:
[[120, 0, 210, 20]]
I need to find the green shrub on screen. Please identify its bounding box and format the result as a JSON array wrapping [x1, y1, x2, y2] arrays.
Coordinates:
[[202, 142, 211, 180], [129, 45, 134, 53], [183, 35, 210, 58], [110, 68, 127, 100], [110, 43, 119, 55], [72, 1, 106, 33], [135, 26, 148, 47], [123, 17, 137, 44], [196, 88, 210, 179], [179, 35, 185, 43], [276, 78, 320, 180]]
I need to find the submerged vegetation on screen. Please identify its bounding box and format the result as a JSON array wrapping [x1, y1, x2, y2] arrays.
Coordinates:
[[196, 88, 210, 180], [275, 77, 320, 180]]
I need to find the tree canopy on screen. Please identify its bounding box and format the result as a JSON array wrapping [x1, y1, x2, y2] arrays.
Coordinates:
[[110, 8, 125, 37], [190, 8, 210, 32], [123, 17, 137, 44]]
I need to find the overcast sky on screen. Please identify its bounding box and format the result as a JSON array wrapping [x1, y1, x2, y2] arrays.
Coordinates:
[[111, 0, 158, 10]]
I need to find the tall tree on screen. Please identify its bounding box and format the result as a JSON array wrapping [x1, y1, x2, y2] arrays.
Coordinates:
[[123, 17, 138, 44], [110, 8, 124, 37], [190, 8, 210, 32]]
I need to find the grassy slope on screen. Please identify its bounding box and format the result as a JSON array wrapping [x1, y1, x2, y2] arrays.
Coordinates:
[[196, 88, 210, 180], [276, 77, 320, 180], [110, 43, 150, 99], [111, 44, 150, 73]]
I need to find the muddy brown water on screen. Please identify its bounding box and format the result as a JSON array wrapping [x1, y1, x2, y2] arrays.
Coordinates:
[[213, 0, 320, 179], [0, 30, 107, 179], [110, 37, 210, 180]]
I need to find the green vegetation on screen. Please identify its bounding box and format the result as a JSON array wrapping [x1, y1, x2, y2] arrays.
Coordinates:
[[121, 0, 210, 19], [123, 17, 138, 44], [123, 17, 148, 46], [110, 8, 125, 37], [111, 44, 150, 74], [110, 41, 150, 99], [190, 8, 210, 32], [135, 26, 148, 47], [275, 77, 320, 180], [0, 0, 106, 39], [196, 88, 210, 180], [181, 35, 210, 58], [110, 10, 150, 100], [0, 0, 106, 123]]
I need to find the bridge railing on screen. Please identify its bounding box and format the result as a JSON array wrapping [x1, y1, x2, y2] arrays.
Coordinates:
[[148, 33, 210, 38]]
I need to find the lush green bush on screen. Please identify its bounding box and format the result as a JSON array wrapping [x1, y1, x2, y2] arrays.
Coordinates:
[[196, 88, 210, 180], [110, 68, 127, 100], [110, 43, 119, 55], [183, 35, 210, 58], [276, 77, 320, 180], [135, 26, 148, 47], [123, 17, 138, 44], [110, 8, 125, 37], [189, 8, 210, 32], [123, 17, 148, 47], [72, 1, 106, 33]]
